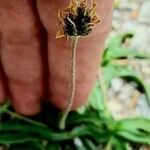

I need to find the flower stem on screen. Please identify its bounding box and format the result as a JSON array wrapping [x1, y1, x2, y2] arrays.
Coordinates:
[[98, 68, 112, 120], [59, 36, 79, 129], [4, 110, 46, 127], [0, 103, 46, 127]]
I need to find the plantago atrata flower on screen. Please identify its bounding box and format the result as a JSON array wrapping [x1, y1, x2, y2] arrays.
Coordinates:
[[56, 0, 100, 38], [56, 0, 100, 129]]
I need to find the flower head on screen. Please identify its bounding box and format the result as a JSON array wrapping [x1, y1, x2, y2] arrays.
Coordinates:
[[56, 0, 100, 38]]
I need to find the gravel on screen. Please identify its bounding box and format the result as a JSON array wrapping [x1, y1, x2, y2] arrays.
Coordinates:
[[139, 1, 150, 24], [111, 78, 124, 93], [107, 0, 150, 120]]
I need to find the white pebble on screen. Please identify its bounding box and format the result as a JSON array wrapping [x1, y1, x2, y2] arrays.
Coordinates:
[[111, 78, 124, 93]]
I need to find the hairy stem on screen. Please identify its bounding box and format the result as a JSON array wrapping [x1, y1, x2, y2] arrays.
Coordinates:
[[59, 36, 79, 129], [0, 102, 46, 127], [4, 110, 46, 127]]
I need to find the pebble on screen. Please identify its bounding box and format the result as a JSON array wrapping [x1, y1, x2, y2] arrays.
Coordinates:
[[145, 78, 150, 85], [139, 1, 150, 24], [131, 26, 150, 51], [107, 98, 127, 119], [140, 145, 150, 150], [122, 21, 138, 32], [111, 78, 124, 93], [108, 87, 115, 98], [119, 1, 139, 11], [141, 63, 150, 75], [113, 10, 121, 19], [118, 83, 135, 102], [74, 138, 83, 147], [137, 94, 150, 118]]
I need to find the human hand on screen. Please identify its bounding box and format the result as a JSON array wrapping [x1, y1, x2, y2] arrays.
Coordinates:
[[0, 0, 113, 115]]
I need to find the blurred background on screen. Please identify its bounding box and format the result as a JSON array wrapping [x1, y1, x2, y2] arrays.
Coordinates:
[[107, 0, 150, 120], [105, 1, 150, 149]]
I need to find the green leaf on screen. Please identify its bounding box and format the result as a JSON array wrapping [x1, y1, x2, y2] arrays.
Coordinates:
[[116, 130, 150, 144], [115, 118, 150, 133], [107, 33, 133, 49], [106, 137, 128, 150], [0, 102, 10, 114], [66, 112, 104, 127], [114, 118, 150, 144], [102, 63, 150, 105], [102, 33, 150, 65], [0, 133, 37, 145], [70, 125, 111, 143], [0, 120, 71, 141], [86, 82, 112, 120], [73, 138, 87, 150], [87, 83, 104, 111], [104, 47, 150, 61], [82, 138, 98, 150]]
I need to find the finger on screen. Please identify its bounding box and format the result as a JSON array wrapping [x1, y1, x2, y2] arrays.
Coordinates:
[[0, 71, 6, 103], [37, 0, 113, 110], [0, 43, 7, 104], [0, 0, 45, 115]]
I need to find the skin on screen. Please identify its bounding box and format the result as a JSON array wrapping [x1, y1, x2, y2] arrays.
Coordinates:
[[0, 0, 113, 115]]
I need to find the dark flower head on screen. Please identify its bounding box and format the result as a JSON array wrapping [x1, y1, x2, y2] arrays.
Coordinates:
[[56, 0, 100, 38]]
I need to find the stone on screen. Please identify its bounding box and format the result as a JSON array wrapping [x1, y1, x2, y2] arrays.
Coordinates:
[[118, 83, 135, 102], [139, 0, 150, 24], [140, 145, 150, 150], [137, 94, 150, 118], [122, 21, 138, 32], [107, 98, 127, 119], [119, 1, 139, 11], [111, 78, 124, 93], [131, 26, 150, 51], [141, 63, 150, 75], [108, 88, 115, 99]]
